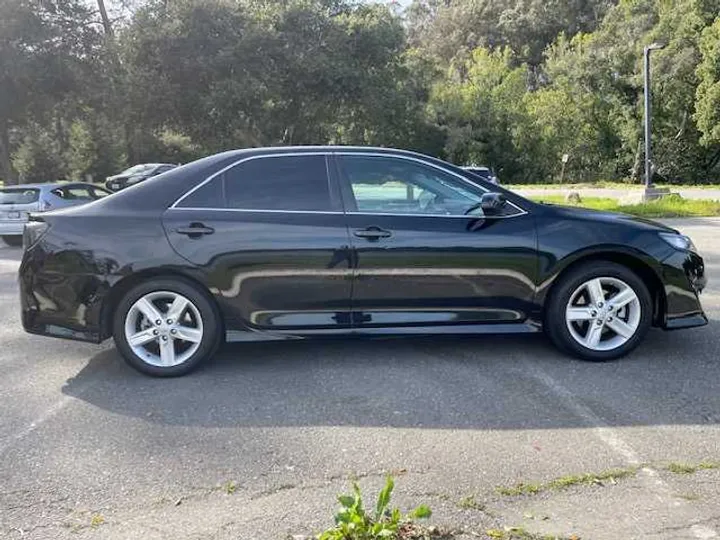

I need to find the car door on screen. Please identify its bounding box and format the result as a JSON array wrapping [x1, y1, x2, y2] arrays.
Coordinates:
[[162, 152, 354, 332], [334, 153, 538, 330]]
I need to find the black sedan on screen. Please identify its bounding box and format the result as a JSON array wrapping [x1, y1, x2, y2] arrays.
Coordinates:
[[105, 163, 178, 192], [19, 147, 707, 376]]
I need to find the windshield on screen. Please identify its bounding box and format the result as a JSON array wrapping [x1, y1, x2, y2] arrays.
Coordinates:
[[121, 164, 157, 175], [0, 188, 40, 205]]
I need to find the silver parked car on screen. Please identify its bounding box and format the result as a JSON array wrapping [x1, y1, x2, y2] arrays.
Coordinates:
[[0, 182, 112, 247]]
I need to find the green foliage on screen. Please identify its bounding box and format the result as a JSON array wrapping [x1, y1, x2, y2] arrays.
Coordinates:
[[696, 17, 720, 147], [13, 127, 66, 184], [530, 194, 720, 217], [2, 0, 720, 186], [67, 117, 126, 182], [317, 477, 431, 540]]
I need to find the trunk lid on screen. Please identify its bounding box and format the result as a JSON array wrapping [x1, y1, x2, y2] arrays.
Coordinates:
[[0, 187, 42, 220]]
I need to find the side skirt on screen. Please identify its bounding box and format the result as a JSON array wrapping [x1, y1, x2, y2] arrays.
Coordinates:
[[225, 322, 542, 343]]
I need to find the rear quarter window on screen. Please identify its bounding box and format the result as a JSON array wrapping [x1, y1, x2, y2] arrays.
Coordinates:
[[0, 188, 40, 205]]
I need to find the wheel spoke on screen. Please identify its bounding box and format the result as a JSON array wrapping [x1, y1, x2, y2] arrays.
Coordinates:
[[567, 307, 595, 321], [128, 329, 157, 347], [606, 318, 635, 339], [609, 287, 637, 309], [159, 337, 176, 365], [135, 297, 163, 323], [166, 296, 189, 322], [585, 278, 605, 306], [583, 323, 604, 348], [174, 326, 202, 343]]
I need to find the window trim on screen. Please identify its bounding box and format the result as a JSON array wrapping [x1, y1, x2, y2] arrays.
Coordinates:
[[171, 152, 340, 212], [169, 151, 527, 218]]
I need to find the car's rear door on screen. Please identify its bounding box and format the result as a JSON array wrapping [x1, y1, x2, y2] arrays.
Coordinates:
[[162, 152, 354, 333], [334, 152, 538, 330]]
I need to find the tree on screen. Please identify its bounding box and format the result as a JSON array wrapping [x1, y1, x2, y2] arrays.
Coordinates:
[[0, 0, 102, 184], [696, 16, 720, 148]]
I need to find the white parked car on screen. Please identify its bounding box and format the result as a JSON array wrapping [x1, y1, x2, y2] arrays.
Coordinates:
[[0, 182, 112, 247]]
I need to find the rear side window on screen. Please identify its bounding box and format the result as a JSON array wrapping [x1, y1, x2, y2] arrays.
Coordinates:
[[177, 176, 224, 208], [0, 188, 40, 205], [224, 155, 331, 211]]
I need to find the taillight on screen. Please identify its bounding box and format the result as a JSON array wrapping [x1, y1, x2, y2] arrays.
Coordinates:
[[23, 221, 50, 250], [39, 199, 52, 211]]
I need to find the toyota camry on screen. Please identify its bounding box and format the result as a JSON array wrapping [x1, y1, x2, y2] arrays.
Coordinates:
[[19, 147, 707, 376]]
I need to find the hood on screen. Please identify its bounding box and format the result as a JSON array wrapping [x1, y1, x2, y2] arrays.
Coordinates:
[[547, 204, 678, 233]]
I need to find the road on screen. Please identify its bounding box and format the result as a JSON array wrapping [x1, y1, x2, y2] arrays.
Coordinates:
[[1, 219, 719, 540]]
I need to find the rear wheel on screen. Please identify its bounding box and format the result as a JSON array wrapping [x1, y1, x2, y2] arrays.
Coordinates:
[[2, 235, 23, 247], [545, 262, 652, 361], [113, 278, 221, 376]]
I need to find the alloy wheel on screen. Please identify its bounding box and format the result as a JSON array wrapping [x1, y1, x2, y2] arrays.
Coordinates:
[[124, 291, 204, 367], [565, 277, 641, 351]]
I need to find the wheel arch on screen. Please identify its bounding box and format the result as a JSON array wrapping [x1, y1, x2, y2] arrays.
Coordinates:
[[539, 249, 667, 327], [100, 269, 223, 340]]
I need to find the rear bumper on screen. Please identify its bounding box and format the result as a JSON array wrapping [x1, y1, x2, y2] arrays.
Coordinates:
[[0, 220, 26, 236], [660, 250, 707, 330], [20, 243, 107, 344]]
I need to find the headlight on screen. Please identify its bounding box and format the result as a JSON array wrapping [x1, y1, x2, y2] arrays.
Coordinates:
[[659, 232, 696, 252]]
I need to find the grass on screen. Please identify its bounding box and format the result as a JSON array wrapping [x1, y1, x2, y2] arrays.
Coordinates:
[[506, 182, 720, 190], [529, 194, 720, 217], [457, 494, 486, 511], [665, 461, 720, 474], [223, 480, 237, 494], [497, 467, 638, 497], [486, 527, 579, 540]]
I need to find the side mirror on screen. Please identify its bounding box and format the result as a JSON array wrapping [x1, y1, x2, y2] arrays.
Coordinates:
[[479, 192, 507, 214]]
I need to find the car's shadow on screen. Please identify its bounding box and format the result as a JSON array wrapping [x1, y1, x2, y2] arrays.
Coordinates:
[[61, 319, 720, 430]]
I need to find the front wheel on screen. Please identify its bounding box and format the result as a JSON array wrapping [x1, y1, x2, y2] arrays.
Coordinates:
[[113, 278, 221, 376], [2, 235, 23, 247], [545, 262, 653, 361]]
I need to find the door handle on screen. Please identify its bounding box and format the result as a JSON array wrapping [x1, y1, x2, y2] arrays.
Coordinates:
[[176, 223, 215, 237], [353, 227, 392, 241]]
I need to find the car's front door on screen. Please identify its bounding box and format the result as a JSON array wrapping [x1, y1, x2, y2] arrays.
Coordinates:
[[335, 153, 538, 329], [163, 153, 353, 332]]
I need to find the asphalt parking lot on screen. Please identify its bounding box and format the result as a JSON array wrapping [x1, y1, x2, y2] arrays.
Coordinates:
[[1, 219, 719, 540]]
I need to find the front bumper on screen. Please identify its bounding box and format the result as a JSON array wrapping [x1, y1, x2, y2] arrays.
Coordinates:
[[660, 249, 707, 330]]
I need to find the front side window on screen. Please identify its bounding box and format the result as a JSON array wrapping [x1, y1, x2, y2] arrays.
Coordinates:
[[339, 155, 484, 216], [224, 155, 332, 211], [52, 186, 94, 200]]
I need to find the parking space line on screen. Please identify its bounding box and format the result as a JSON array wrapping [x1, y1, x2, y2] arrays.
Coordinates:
[[0, 395, 73, 457], [522, 360, 718, 539]]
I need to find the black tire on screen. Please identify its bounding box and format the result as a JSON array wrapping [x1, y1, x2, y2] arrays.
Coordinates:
[[2, 235, 23, 247], [112, 277, 222, 377], [544, 262, 653, 362]]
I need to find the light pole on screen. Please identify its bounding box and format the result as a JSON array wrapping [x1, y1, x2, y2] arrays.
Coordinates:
[[643, 42, 666, 198]]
